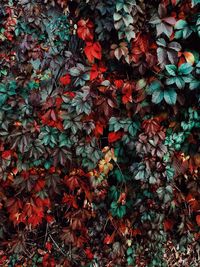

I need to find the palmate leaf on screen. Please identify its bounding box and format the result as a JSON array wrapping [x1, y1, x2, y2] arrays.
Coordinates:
[[174, 20, 193, 39]]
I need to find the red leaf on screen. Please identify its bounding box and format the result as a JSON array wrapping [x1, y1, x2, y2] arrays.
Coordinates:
[[186, 194, 199, 211], [164, 219, 174, 231], [77, 19, 94, 41], [131, 228, 141, 236], [59, 74, 71, 86], [90, 63, 106, 80], [114, 79, 123, 88], [103, 232, 115, 245], [196, 215, 200, 226], [45, 242, 52, 252], [95, 122, 104, 136], [84, 248, 94, 260], [62, 193, 78, 209], [108, 131, 123, 143], [2, 150, 12, 160], [46, 215, 54, 224], [64, 175, 80, 190], [84, 42, 102, 63], [34, 179, 45, 192]]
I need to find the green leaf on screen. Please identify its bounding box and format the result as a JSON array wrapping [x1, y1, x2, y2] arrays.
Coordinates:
[[127, 256, 134, 265], [0, 94, 7, 106], [165, 65, 177, 76], [70, 67, 81, 76], [116, 205, 126, 218], [127, 247, 133, 256], [192, 0, 200, 7], [175, 77, 185, 89], [148, 81, 162, 93], [174, 20, 187, 30], [123, 14, 133, 27], [189, 80, 200, 90], [166, 165, 174, 181], [164, 89, 177, 105], [152, 90, 164, 104], [156, 38, 166, 47], [178, 63, 193, 75], [114, 169, 124, 182]]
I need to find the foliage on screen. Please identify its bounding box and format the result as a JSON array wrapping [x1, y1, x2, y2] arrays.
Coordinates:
[[0, 0, 200, 266]]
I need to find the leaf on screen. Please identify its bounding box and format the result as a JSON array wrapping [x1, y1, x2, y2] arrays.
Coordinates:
[[0, 93, 7, 106], [148, 81, 162, 93], [162, 17, 176, 25], [192, 0, 200, 7], [164, 89, 177, 105], [164, 219, 174, 231], [175, 77, 185, 89], [113, 13, 122, 21], [70, 67, 81, 76], [123, 14, 133, 27], [84, 42, 102, 62], [168, 41, 181, 52], [178, 63, 193, 75], [77, 19, 94, 41], [183, 52, 195, 65], [114, 48, 123, 60], [175, 20, 187, 30], [152, 90, 164, 104], [189, 79, 200, 90], [196, 215, 200, 226], [156, 38, 166, 47], [166, 165, 174, 180], [108, 131, 123, 143], [59, 74, 71, 86], [103, 232, 115, 245], [165, 65, 177, 76], [117, 205, 126, 218]]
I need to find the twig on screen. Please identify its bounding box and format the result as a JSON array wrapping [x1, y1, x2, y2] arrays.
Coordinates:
[[49, 234, 67, 257]]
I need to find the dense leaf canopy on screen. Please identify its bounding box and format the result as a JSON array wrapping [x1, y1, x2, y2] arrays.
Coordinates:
[[0, 0, 200, 266]]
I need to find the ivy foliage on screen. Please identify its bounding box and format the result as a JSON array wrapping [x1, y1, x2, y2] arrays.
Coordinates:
[[0, 0, 200, 267]]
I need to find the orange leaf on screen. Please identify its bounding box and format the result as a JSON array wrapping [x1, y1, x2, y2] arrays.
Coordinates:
[[196, 215, 200, 226], [183, 51, 195, 65]]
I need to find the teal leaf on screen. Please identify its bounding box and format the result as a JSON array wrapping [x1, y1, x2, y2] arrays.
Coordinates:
[[164, 89, 177, 105], [0, 94, 7, 106], [148, 80, 162, 93], [174, 20, 187, 29], [189, 80, 200, 90], [165, 64, 177, 76], [178, 63, 193, 75], [192, 0, 200, 7], [152, 90, 164, 104], [175, 77, 185, 89]]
